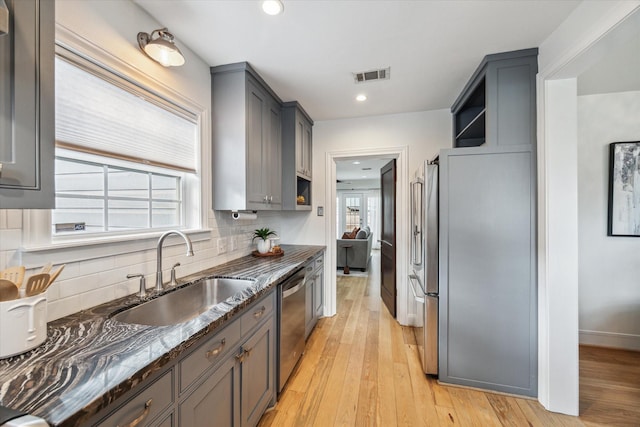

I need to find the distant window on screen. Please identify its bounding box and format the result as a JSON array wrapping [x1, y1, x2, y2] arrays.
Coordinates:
[[52, 54, 200, 237]]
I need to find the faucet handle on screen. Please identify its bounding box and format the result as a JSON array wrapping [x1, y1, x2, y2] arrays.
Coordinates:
[[127, 273, 147, 298], [169, 263, 181, 287]]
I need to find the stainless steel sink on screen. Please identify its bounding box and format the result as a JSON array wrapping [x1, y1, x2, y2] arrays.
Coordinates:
[[112, 277, 256, 326]]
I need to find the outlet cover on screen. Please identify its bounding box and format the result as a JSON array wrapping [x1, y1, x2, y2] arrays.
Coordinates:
[[230, 236, 238, 251], [217, 237, 227, 254]]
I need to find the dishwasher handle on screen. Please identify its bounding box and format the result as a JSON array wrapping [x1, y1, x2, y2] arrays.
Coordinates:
[[282, 280, 305, 299]]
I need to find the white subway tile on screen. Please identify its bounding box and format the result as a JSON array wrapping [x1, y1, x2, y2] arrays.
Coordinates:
[[48, 295, 82, 321], [0, 210, 6, 229], [81, 285, 115, 311], [6, 210, 22, 229], [0, 230, 21, 251]]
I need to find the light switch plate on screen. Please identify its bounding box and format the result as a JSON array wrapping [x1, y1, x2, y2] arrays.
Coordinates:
[[317, 206, 324, 216]]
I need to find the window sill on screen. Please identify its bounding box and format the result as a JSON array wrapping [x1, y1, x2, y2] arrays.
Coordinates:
[[19, 229, 212, 266]]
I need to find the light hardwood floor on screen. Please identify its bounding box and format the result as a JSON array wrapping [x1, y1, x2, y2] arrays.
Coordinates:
[[259, 254, 640, 426]]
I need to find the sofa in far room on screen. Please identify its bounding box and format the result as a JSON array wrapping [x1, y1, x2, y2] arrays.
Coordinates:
[[337, 226, 373, 272]]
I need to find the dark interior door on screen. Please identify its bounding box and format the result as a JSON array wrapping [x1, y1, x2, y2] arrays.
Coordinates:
[[380, 159, 397, 317]]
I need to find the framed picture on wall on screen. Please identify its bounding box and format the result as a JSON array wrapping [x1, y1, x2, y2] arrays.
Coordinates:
[[608, 141, 640, 236]]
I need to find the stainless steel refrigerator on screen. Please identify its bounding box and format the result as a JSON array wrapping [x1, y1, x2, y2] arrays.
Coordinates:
[[409, 158, 439, 375]]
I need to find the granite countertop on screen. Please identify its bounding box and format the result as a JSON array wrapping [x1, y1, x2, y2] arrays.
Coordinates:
[[0, 244, 325, 426]]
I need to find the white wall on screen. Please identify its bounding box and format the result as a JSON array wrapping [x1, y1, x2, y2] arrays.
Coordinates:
[[536, 0, 640, 415], [0, 0, 280, 321], [578, 90, 640, 350]]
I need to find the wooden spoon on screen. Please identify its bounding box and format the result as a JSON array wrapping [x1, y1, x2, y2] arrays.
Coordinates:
[[0, 266, 25, 288], [46, 264, 65, 289], [0, 279, 19, 301], [25, 273, 51, 297], [41, 262, 53, 274]]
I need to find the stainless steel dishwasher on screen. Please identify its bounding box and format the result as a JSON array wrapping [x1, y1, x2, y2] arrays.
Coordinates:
[[278, 266, 307, 393]]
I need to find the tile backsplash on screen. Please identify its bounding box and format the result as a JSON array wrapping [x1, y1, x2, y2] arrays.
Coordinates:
[[0, 209, 282, 321]]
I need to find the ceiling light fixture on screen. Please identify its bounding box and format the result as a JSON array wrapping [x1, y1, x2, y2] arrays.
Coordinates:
[[353, 161, 361, 165], [137, 28, 185, 67], [356, 94, 367, 102], [262, 0, 284, 15]]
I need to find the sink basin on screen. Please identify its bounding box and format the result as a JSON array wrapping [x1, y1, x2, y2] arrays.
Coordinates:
[[112, 277, 256, 326]]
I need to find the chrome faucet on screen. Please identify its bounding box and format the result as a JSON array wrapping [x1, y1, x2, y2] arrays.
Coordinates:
[[155, 230, 194, 292]]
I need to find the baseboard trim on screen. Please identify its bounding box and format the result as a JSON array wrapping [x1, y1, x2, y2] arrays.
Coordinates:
[[579, 329, 640, 351]]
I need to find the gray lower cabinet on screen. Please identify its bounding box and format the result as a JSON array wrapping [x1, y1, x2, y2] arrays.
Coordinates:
[[305, 253, 324, 339], [211, 62, 282, 211], [95, 369, 175, 427], [179, 355, 238, 426], [92, 291, 276, 427], [438, 146, 537, 397], [0, 0, 55, 208]]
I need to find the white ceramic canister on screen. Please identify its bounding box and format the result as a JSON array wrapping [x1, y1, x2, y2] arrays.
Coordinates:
[[0, 293, 47, 359]]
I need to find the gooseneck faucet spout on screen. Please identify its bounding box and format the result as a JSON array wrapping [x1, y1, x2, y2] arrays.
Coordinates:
[[156, 230, 194, 291]]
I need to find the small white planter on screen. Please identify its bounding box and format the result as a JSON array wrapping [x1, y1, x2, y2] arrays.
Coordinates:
[[256, 239, 271, 254]]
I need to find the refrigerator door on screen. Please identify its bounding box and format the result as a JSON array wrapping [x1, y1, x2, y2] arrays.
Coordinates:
[[425, 294, 439, 375], [425, 162, 439, 295]]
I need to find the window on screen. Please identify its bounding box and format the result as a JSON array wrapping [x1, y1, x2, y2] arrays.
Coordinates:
[[52, 52, 200, 238]]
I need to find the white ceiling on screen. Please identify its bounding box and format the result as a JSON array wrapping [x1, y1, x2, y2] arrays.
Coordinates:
[[336, 158, 392, 182], [134, 0, 580, 121]]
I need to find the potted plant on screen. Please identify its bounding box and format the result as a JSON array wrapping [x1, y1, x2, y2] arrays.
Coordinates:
[[252, 227, 277, 254]]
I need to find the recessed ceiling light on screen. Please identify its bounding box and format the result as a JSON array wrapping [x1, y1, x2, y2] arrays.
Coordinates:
[[353, 161, 361, 165], [262, 0, 284, 15], [356, 94, 367, 102]]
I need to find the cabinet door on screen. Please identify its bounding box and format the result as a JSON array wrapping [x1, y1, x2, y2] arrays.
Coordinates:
[[439, 147, 536, 397], [295, 118, 305, 176], [240, 319, 275, 427], [180, 356, 239, 427], [314, 269, 323, 317], [265, 98, 281, 208], [302, 120, 312, 179], [304, 275, 315, 340], [0, 0, 54, 208], [246, 79, 268, 206]]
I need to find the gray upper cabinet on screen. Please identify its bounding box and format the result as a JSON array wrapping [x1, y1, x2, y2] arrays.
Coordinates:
[[451, 48, 537, 148], [0, 0, 55, 209], [211, 62, 282, 211], [281, 101, 313, 211]]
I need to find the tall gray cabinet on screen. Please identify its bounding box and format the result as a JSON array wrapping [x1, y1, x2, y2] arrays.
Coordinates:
[[0, 0, 55, 208], [211, 62, 282, 211], [439, 49, 538, 397]]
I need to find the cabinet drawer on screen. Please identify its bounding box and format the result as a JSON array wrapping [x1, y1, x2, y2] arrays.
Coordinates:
[[180, 319, 241, 393], [240, 293, 274, 336], [96, 369, 174, 427], [314, 254, 324, 271]]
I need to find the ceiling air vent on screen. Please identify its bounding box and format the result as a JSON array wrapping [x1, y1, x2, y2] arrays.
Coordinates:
[[353, 67, 390, 84]]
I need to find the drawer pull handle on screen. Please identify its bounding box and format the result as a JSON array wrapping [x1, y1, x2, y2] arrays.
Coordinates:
[[205, 338, 226, 358], [253, 306, 266, 319], [117, 399, 152, 427], [235, 346, 253, 363]]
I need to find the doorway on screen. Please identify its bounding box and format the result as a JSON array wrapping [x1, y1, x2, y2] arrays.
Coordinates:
[[325, 146, 409, 324]]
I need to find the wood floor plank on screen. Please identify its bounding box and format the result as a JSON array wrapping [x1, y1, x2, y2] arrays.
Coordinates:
[[485, 393, 532, 427], [405, 344, 440, 427], [259, 252, 639, 427]]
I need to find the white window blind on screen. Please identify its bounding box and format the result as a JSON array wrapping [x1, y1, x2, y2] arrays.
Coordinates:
[[55, 57, 197, 172]]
